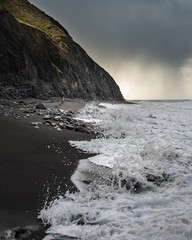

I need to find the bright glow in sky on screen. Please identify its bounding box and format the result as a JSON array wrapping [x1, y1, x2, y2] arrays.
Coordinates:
[[102, 59, 192, 100]]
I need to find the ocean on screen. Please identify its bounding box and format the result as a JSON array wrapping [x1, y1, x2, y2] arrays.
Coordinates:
[[39, 100, 192, 240]]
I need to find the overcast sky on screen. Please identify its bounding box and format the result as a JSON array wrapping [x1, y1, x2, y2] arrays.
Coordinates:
[[29, 0, 192, 99]]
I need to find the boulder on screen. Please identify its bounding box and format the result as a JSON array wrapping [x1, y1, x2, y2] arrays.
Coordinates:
[[36, 103, 46, 110]]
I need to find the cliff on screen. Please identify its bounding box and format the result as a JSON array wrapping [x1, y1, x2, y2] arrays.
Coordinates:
[[0, 0, 124, 101]]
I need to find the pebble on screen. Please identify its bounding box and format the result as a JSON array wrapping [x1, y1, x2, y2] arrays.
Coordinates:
[[43, 115, 52, 120]]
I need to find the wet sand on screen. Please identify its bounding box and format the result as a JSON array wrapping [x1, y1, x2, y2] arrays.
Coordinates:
[[0, 98, 94, 233]]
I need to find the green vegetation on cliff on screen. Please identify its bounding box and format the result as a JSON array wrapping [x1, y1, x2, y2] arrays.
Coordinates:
[[0, 0, 70, 51]]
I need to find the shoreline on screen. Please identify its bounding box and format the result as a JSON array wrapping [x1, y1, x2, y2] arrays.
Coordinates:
[[0, 98, 95, 238]]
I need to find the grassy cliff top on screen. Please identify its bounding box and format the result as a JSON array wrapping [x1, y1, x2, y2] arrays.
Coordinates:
[[0, 0, 70, 50]]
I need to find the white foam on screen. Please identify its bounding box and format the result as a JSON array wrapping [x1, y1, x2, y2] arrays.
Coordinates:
[[40, 100, 192, 240]]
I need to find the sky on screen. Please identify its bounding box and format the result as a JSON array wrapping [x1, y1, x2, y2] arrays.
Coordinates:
[[29, 0, 192, 100]]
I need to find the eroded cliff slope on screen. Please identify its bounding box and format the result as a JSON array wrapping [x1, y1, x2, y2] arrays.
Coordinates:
[[0, 0, 124, 100]]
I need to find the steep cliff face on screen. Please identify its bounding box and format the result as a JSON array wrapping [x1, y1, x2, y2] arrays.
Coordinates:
[[0, 0, 124, 101]]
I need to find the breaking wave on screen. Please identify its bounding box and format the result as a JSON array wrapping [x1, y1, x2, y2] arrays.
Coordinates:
[[39, 100, 192, 240]]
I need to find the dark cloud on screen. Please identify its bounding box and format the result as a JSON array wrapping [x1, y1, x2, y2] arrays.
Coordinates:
[[29, 0, 192, 99], [29, 0, 192, 67]]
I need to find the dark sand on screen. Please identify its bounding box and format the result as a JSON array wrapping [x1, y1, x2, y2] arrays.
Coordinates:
[[0, 99, 94, 233]]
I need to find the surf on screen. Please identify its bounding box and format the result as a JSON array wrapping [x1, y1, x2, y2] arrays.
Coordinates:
[[39, 100, 192, 240]]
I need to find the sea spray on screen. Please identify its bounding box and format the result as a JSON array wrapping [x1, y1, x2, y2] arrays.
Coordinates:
[[40, 100, 192, 240]]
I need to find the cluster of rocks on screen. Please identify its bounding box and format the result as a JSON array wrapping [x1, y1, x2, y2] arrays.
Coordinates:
[[28, 103, 96, 135], [0, 225, 45, 240], [0, 84, 35, 100], [0, 100, 98, 135]]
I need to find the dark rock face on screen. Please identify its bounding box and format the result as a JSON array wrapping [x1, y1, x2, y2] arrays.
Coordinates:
[[0, 3, 124, 101]]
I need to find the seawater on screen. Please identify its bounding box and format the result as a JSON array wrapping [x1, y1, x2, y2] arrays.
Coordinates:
[[39, 100, 192, 240]]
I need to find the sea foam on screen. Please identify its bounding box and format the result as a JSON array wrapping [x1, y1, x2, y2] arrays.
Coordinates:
[[40, 100, 192, 240]]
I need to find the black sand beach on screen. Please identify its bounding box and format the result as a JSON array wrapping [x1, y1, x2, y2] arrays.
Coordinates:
[[0, 98, 95, 236]]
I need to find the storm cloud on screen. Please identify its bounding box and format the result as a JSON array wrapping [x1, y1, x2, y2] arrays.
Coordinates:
[[29, 0, 192, 99]]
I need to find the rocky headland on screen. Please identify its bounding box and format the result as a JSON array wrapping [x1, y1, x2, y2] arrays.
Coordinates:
[[0, 0, 124, 101]]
